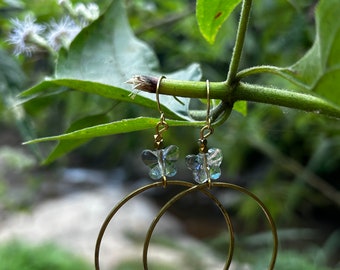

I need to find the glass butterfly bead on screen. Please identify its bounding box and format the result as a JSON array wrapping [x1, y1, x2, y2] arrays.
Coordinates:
[[141, 145, 179, 180], [186, 148, 223, 184]]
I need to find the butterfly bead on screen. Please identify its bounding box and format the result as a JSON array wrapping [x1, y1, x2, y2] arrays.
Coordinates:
[[141, 145, 179, 180], [186, 148, 223, 184]]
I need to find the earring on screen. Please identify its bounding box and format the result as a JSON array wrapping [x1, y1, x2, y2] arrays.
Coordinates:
[[140, 76, 179, 186], [94, 78, 278, 270], [185, 80, 223, 186], [94, 77, 234, 269]]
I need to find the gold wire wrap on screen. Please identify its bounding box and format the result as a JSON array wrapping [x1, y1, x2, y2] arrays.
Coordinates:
[[94, 180, 278, 270]]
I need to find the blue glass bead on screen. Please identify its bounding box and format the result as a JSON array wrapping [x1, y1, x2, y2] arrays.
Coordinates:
[[141, 145, 179, 180], [186, 148, 222, 184]]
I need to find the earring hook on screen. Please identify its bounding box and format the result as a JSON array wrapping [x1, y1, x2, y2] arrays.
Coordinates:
[[199, 80, 214, 148], [154, 76, 168, 149], [156, 75, 166, 114], [205, 79, 211, 123]]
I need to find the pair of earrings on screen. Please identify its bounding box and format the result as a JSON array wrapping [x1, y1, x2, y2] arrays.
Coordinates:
[[95, 76, 278, 270], [141, 76, 222, 186]]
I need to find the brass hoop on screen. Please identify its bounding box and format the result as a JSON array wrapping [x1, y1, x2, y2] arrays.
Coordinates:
[[94, 180, 278, 270], [95, 181, 162, 270], [143, 182, 234, 270], [94, 180, 234, 270], [142, 181, 278, 270]]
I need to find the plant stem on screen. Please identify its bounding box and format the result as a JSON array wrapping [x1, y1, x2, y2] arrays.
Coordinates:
[[128, 76, 340, 118], [151, 79, 230, 99], [226, 0, 252, 84], [236, 65, 309, 90], [29, 34, 56, 57], [234, 83, 340, 118]]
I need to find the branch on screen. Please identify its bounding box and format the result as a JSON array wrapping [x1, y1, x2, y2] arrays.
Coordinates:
[[234, 83, 340, 118], [226, 0, 253, 84], [126, 76, 340, 119], [126, 75, 230, 99], [236, 65, 309, 90]]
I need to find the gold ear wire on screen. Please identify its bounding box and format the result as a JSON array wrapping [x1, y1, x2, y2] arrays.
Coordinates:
[[199, 80, 214, 151], [197, 80, 215, 188], [154, 76, 169, 150], [205, 79, 211, 124], [156, 75, 166, 114]]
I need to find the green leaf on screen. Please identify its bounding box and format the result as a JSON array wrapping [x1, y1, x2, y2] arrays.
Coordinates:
[[279, 0, 340, 106], [196, 0, 241, 44], [42, 113, 110, 165], [233, 100, 247, 116], [20, 0, 202, 120], [21, 78, 194, 120], [23, 117, 204, 144]]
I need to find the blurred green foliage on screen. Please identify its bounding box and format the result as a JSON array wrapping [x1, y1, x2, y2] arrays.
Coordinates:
[[115, 260, 177, 270], [0, 241, 91, 270], [0, 146, 38, 212]]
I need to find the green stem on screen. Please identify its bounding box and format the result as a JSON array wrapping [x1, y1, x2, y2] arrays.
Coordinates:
[[226, 0, 252, 84], [154, 79, 230, 99], [29, 34, 56, 57], [236, 65, 309, 90], [151, 78, 340, 118], [234, 83, 340, 118], [59, 0, 78, 18]]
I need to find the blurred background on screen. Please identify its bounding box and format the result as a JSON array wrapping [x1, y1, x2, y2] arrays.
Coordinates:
[[0, 0, 339, 269]]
